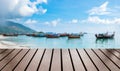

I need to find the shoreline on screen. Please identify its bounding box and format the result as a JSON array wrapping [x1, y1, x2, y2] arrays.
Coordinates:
[[0, 41, 29, 49], [0, 35, 28, 49]]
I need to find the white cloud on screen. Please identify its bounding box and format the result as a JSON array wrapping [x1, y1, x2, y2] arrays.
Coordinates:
[[51, 19, 61, 27], [44, 19, 61, 27], [38, 6, 47, 14], [44, 22, 50, 25], [71, 19, 78, 24], [84, 1, 120, 25], [44, 19, 79, 27], [25, 19, 38, 24], [88, 1, 110, 15], [0, 0, 47, 18], [37, 0, 47, 4], [82, 16, 120, 24]]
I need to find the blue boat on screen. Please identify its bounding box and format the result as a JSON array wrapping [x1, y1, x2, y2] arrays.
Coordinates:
[[32, 33, 46, 37]]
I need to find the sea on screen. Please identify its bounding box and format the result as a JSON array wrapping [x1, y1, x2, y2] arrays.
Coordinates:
[[1, 33, 120, 48]]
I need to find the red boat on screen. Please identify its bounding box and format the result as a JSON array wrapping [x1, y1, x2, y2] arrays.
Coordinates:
[[26, 34, 35, 36], [59, 33, 69, 37], [46, 34, 60, 38], [3, 34, 18, 36]]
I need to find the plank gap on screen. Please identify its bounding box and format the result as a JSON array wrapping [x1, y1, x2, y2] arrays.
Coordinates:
[[49, 49, 54, 71], [99, 49, 120, 69], [24, 49, 38, 71], [0, 49, 7, 54], [76, 49, 87, 71], [91, 49, 111, 71], [60, 49, 63, 71], [84, 49, 99, 71], [1, 49, 22, 70], [0, 49, 15, 61], [36, 49, 46, 71], [68, 49, 75, 71]]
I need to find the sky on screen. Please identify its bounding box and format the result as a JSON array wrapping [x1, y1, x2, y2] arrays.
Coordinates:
[[0, 0, 120, 33]]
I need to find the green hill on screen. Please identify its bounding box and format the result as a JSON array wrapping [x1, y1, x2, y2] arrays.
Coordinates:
[[0, 21, 36, 34]]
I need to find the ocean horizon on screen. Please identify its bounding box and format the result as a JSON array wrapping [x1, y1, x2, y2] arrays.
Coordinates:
[[0, 33, 120, 48]]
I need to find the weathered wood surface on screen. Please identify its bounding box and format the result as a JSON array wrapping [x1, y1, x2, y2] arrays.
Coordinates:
[[0, 49, 120, 71]]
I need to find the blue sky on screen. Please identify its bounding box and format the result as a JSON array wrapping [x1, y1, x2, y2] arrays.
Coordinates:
[[0, 0, 120, 33]]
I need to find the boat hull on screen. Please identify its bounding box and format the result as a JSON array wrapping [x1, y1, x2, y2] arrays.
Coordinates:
[[3, 34, 18, 36], [95, 34, 114, 39], [68, 35, 80, 38], [46, 35, 59, 38]]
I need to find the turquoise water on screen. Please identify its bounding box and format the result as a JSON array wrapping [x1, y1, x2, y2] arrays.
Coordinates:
[[1, 33, 120, 48]]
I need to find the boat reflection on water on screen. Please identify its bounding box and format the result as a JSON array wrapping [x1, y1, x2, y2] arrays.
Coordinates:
[[95, 38, 115, 44], [67, 38, 82, 44]]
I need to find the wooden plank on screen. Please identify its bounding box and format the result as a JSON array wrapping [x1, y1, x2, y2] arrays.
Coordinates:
[[14, 49, 37, 71], [114, 49, 120, 54], [1, 49, 29, 71], [77, 49, 98, 71], [93, 49, 120, 71], [100, 49, 120, 68], [114, 49, 120, 59], [0, 49, 4, 53], [38, 49, 52, 71], [0, 49, 21, 70], [116, 49, 120, 52], [26, 49, 44, 71], [85, 49, 110, 71], [107, 49, 120, 59], [62, 49, 73, 71], [0, 49, 14, 61], [0, 49, 7, 54], [0, 49, 119, 71], [70, 49, 85, 71], [50, 49, 61, 71]]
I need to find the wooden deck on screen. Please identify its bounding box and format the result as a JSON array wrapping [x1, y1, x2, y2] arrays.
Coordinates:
[[0, 49, 120, 71]]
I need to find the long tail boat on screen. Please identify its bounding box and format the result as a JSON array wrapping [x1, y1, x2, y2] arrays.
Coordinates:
[[46, 34, 60, 38], [95, 32, 115, 39], [3, 34, 18, 36], [59, 33, 69, 37], [68, 34, 80, 38]]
